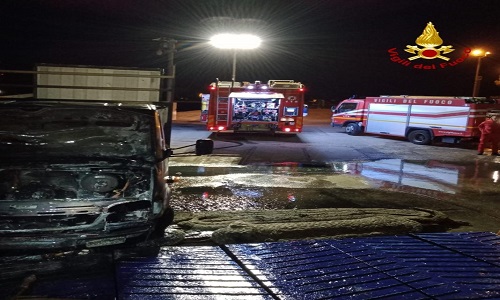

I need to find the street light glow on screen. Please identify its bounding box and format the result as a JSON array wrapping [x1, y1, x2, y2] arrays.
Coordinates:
[[210, 34, 261, 49], [471, 49, 491, 57], [210, 33, 261, 82], [471, 48, 491, 97]]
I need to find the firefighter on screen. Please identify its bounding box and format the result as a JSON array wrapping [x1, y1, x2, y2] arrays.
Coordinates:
[[477, 114, 499, 155]]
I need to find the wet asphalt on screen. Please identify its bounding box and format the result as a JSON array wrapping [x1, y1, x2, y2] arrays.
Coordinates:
[[169, 109, 500, 235]]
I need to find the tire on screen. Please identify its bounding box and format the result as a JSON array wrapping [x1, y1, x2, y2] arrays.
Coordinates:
[[408, 130, 432, 145], [345, 123, 361, 136]]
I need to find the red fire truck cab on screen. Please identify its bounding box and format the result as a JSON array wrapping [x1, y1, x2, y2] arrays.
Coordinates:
[[331, 95, 500, 145], [206, 80, 306, 133]]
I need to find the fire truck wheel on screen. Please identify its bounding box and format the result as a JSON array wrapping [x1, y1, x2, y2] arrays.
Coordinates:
[[408, 130, 432, 145], [345, 123, 361, 136]]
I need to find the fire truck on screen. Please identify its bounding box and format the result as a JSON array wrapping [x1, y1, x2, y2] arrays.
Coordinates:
[[331, 95, 500, 145], [206, 80, 306, 133]]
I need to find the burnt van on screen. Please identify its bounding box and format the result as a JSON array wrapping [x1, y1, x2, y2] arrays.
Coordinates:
[[0, 99, 174, 251]]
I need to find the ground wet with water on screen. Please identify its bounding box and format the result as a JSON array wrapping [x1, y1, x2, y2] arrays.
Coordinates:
[[169, 158, 500, 234]]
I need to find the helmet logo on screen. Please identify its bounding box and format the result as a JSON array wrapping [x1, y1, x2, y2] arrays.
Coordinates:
[[405, 22, 455, 61]]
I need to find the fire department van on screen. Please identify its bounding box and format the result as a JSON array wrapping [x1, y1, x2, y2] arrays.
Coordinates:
[[206, 80, 306, 133], [331, 95, 500, 145]]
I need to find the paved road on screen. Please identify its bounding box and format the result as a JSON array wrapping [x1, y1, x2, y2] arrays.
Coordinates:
[[171, 108, 481, 164], [169, 109, 500, 237]]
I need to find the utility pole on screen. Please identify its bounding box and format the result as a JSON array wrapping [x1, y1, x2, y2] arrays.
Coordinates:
[[156, 38, 176, 145], [471, 49, 490, 97], [472, 56, 483, 97]]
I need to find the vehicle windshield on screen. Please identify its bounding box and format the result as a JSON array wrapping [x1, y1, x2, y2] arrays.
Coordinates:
[[337, 103, 358, 113], [0, 106, 154, 161]]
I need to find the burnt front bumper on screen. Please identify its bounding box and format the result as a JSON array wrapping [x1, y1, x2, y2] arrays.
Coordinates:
[[0, 200, 164, 251], [0, 225, 152, 251]]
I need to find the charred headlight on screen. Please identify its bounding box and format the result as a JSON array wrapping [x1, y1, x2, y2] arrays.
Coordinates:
[[81, 174, 120, 193]]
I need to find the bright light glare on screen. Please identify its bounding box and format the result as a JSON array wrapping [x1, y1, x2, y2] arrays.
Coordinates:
[[471, 49, 491, 57], [210, 34, 261, 49]]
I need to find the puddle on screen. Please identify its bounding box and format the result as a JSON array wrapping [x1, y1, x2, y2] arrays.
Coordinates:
[[169, 159, 500, 231]]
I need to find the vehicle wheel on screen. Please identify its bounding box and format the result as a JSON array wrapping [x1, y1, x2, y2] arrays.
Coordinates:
[[345, 123, 361, 136], [408, 130, 432, 145]]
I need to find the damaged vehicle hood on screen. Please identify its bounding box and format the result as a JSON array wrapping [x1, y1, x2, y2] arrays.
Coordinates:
[[0, 104, 154, 161]]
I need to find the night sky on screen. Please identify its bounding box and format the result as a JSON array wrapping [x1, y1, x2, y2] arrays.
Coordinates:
[[1, 0, 499, 102]]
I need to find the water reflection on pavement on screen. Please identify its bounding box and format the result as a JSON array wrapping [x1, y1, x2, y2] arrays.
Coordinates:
[[169, 158, 500, 233]]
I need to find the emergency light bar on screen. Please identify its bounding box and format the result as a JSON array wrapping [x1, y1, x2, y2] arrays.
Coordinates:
[[245, 81, 269, 90], [209, 80, 304, 90], [229, 92, 284, 99]]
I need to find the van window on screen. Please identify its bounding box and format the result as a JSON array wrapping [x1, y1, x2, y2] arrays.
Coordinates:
[[338, 103, 358, 113]]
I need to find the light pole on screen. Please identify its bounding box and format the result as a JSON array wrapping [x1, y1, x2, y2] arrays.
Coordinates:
[[155, 37, 176, 144], [209, 33, 261, 83], [471, 49, 490, 97]]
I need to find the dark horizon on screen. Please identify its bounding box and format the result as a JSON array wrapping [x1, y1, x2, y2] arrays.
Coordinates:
[[1, 0, 499, 102]]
